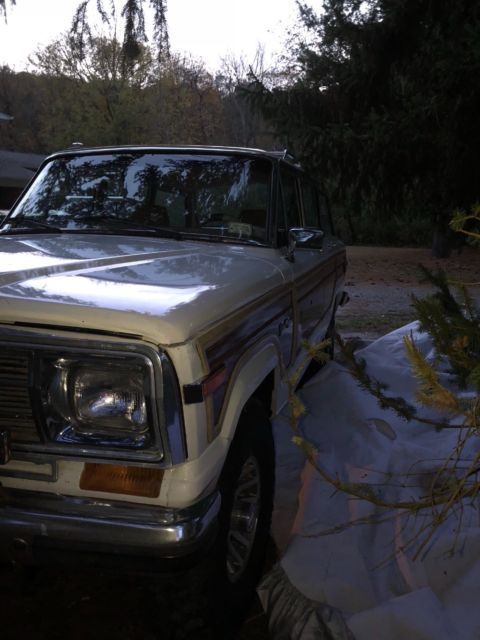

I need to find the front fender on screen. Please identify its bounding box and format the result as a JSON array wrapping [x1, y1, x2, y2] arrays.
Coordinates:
[[160, 338, 283, 508], [216, 337, 283, 442]]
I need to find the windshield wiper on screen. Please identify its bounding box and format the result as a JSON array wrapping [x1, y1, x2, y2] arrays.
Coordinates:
[[0, 218, 63, 234], [69, 215, 184, 240], [181, 231, 266, 246]]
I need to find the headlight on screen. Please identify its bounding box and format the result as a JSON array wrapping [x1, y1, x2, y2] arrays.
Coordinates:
[[73, 366, 147, 433], [40, 354, 155, 450]]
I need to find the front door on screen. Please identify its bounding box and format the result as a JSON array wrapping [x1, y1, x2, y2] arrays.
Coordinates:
[[279, 168, 338, 357]]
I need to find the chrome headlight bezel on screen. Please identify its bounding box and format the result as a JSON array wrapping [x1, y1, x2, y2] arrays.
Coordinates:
[[0, 329, 185, 465], [39, 353, 154, 449]]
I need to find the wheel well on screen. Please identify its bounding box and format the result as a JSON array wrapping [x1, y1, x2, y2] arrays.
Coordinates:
[[250, 370, 274, 417]]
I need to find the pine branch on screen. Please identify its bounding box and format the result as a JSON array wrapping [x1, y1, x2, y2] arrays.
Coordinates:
[[403, 335, 462, 415]]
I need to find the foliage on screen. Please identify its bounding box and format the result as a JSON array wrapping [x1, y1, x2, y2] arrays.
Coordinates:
[[451, 204, 480, 250], [0, 0, 15, 20], [24, 34, 157, 148], [0, 35, 277, 154], [216, 47, 277, 149], [1, 0, 168, 64], [250, 0, 480, 245], [411, 267, 480, 390], [72, 0, 169, 66], [1, 0, 279, 154]]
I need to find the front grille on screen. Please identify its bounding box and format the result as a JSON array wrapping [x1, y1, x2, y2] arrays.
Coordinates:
[[0, 351, 40, 443]]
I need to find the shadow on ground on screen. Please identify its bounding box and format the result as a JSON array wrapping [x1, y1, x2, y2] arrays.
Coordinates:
[[0, 551, 273, 639]]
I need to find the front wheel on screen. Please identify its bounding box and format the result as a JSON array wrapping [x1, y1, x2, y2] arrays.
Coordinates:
[[218, 400, 275, 601], [201, 400, 275, 637], [163, 401, 274, 639]]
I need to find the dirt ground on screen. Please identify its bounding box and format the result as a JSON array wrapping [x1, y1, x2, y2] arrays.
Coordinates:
[[0, 561, 270, 639], [1, 246, 479, 639], [337, 245, 480, 337]]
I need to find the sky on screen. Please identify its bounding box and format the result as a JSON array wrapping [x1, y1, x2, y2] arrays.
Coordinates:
[[0, 0, 301, 72]]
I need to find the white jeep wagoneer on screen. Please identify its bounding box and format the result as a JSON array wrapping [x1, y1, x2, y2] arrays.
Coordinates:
[[0, 145, 346, 632]]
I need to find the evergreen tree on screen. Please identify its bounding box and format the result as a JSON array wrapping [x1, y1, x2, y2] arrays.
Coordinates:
[[251, 0, 480, 248]]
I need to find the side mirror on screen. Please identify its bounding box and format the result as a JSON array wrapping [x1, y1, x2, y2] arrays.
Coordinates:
[[286, 228, 324, 262]]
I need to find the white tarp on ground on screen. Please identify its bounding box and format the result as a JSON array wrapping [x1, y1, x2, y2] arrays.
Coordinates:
[[260, 323, 480, 640]]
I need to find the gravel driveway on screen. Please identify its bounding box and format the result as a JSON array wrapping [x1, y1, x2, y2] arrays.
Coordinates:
[[337, 245, 480, 338]]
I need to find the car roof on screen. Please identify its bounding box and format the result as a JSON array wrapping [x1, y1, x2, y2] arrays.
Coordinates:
[[47, 144, 303, 170]]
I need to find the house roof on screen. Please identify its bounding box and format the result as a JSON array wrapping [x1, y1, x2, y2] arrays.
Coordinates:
[[0, 149, 44, 188]]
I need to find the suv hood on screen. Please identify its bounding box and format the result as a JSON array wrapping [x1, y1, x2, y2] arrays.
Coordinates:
[[0, 234, 287, 344]]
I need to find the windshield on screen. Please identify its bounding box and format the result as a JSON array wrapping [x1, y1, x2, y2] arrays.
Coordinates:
[[6, 152, 272, 244]]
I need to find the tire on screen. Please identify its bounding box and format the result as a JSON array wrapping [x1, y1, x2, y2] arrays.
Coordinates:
[[162, 400, 275, 640], [215, 399, 275, 623]]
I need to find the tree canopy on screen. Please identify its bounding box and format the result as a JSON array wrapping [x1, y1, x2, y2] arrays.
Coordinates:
[[0, 33, 275, 153], [251, 0, 480, 245]]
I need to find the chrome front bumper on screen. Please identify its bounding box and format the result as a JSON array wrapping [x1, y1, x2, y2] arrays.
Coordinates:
[[0, 488, 220, 567]]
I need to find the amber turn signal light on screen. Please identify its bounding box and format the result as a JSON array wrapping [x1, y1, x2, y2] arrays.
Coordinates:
[[80, 463, 163, 498]]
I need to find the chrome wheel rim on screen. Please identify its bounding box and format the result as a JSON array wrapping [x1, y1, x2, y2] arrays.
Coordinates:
[[226, 455, 261, 583]]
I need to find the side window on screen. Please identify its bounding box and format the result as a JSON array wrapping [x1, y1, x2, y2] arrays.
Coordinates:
[[280, 169, 301, 230], [301, 181, 320, 228]]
